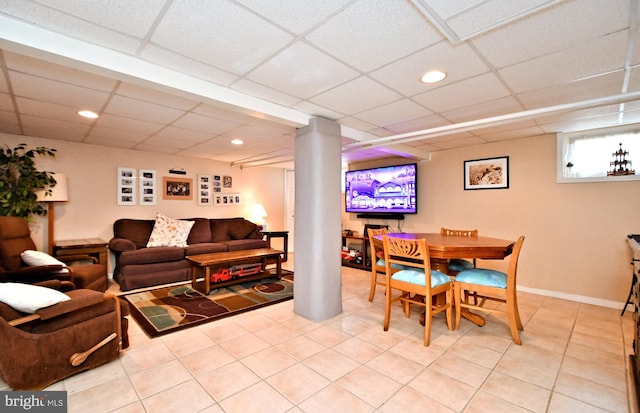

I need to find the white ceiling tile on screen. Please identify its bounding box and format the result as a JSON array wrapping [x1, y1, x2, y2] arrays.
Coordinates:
[[384, 114, 451, 135], [21, 115, 89, 142], [0, 69, 7, 93], [87, 126, 148, 144], [370, 41, 490, 96], [171, 112, 239, 136], [139, 44, 239, 87], [413, 72, 510, 113], [499, 31, 628, 94], [338, 117, 379, 134], [247, 42, 359, 99], [152, 1, 293, 74], [291, 100, 344, 120], [423, 0, 484, 19], [0, 93, 14, 111], [443, 96, 523, 123], [8, 71, 110, 110], [518, 72, 625, 110], [428, 135, 487, 149], [309, 77, 401, 115], [115, 83, 199, 111], [472, 0, 629, 68], [138, 135, 195, 151], [95, 114, 162, 135], [193, 104, 259, 124], [0, 1, 141, 54], [237, 0, 353, 35], [104, 95, 184, 124], [34, 0, 167, 37], [15, 97, 95, 123], [306, 0, 443, 72], [4, 52, 117, 91], [0, 110, 21, 134], [133, 142, 180, 154], [353, 99, 431, 127], [232, 79, 302, 107], [153, 126, 212, 145], [476, 125, 547, 142]]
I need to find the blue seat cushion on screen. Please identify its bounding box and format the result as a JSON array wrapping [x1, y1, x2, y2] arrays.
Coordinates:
[[375, 259, 412, 270], [455, 268, 507, 288], [391, 269, 450, 288], [448, 258, 474, 272]]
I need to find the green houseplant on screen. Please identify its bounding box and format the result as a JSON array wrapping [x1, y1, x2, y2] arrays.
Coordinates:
[[0, 143, 58, 218]]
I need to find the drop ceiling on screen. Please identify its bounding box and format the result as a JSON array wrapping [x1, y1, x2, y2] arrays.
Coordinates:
[[1, 0, 640, 169]]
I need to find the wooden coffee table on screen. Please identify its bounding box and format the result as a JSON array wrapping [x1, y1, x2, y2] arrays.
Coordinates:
[[187, 248, 283, 295]]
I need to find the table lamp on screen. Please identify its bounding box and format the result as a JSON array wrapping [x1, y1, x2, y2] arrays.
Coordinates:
[[36, 173, 69, 254], [251, 204, 268, 231]]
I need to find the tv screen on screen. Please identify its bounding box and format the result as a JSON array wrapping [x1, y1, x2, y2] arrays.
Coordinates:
[[345, 163, 417, 214]]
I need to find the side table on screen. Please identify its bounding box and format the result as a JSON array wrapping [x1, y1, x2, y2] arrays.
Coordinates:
[[53, 238, 108, 268], [262, 231, 289, 262]]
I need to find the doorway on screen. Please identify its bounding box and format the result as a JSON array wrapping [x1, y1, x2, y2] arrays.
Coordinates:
[[285, 169, 295, 252]]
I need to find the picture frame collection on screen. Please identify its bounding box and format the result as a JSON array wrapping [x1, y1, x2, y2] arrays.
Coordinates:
[[117, 168, 239, 206]]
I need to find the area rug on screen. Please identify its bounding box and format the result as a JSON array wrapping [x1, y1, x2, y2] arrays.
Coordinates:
[[123, 270, 293, 337]]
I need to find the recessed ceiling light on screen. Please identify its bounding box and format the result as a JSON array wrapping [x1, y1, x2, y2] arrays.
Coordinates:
[[231, 139, 244, 145], [77, 110, 99, 119], [420, 70, 447, 83]]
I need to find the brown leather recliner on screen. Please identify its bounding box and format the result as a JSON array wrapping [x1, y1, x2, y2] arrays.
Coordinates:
[[0, 216, 107, 291], [0, 280, 129, 389]]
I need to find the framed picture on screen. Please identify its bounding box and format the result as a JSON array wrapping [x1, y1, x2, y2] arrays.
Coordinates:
[[198, 174, 211, 206], [223, 175, 232, 188], [214, 193, 241, 206], [117, 167, 136, 205], [162, 176, 193, 200], [464, 156, 509, 190], [139, 169, 156, 205]]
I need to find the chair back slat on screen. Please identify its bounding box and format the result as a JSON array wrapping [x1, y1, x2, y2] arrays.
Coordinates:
[[382, 235, 431, 273], [440, 227, 478, 237]]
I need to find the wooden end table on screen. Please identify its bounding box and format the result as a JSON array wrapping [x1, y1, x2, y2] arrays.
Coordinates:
[[53, 238, 108, 268], [187, 248, 283, 295], [262, 231, 289, 262]]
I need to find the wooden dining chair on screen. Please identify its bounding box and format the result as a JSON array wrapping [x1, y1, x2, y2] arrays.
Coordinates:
[[454, 235, 525, 345], [367, 227, 407, 301], [382, 235, 453, 346], [440, 227, 479, 273]]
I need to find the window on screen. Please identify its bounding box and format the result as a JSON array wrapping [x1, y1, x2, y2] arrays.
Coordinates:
[[557, 125, 640, 183]]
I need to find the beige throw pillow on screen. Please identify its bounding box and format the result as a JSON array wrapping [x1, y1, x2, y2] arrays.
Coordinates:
[[146, 213, 195, 248]]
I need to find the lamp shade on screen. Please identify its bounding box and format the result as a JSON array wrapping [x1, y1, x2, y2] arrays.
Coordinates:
[[251, 204, 267, 219], [36, 174, 69, 202]]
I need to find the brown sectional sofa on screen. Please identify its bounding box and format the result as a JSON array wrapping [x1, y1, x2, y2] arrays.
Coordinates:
[[109, 217, 267, 291]]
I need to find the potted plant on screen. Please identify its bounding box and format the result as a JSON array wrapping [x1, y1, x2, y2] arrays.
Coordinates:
[[0, 143, 57, 218]]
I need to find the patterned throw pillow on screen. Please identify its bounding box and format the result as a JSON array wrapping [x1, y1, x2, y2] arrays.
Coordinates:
[[146, 213, 195, 248]]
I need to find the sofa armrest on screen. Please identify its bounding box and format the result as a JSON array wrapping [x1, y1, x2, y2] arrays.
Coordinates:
[[109, 238, 137, 253], [0, 265, 72, 283]]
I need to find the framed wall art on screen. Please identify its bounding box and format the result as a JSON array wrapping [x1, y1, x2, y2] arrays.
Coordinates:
[[223, 175, 232, 188], [162, 176, 193, 200], [198, 174, 212, 206], [139, 169, 157, 205], [117, 167, 136, 205], [213, 175, 222, 192], [214, 193, 241, 206], [464, 156, 509, 190]]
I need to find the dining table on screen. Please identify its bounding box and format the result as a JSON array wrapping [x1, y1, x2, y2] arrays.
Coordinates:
[[375, 232, 516, 326]]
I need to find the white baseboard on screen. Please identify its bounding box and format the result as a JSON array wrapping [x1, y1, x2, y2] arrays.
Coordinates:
[[519, 285, 626, 311]]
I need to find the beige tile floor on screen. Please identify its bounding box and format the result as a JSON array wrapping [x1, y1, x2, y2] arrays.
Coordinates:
[[3, 256, 636, 412]]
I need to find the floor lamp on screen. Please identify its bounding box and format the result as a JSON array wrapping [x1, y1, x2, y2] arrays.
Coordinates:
[[36, 174, 69, 255]]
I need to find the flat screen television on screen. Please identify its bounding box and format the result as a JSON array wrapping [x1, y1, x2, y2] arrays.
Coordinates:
[[345, 163, 417, 215]]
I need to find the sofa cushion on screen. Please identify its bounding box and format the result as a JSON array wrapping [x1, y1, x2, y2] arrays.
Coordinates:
[[147, 213, 195, 248], [185, 243, 227, 256], [119, 247, 185, 266], [113, 219, 155, 249], [228, 219, 259, 240], [225, 239, 269, 251], [185, 218, 212, 244]]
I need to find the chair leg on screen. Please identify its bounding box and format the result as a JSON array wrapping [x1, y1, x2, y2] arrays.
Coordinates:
[[507, 296, 522, 345], [384, 285, 391, 331], [445, 287, 453, 331], [368, 271, 377, 302], [424, 300, 432, 346], [454, 283, 463, 329]]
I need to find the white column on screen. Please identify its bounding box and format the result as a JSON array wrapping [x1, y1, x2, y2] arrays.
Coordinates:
[[294, 117, 342, 320]]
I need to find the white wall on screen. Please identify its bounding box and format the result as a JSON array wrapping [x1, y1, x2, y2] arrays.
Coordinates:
[[1, 133, 286, 272], [343, 133, 640, 307]]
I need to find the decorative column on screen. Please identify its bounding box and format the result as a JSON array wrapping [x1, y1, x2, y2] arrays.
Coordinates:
[[294, 117, 342, 320]]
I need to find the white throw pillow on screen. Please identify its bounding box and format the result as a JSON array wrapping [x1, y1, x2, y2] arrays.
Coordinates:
[[146, 213, 195, 248], [21, 250, 68, 273], [0, 282, 70, 313]]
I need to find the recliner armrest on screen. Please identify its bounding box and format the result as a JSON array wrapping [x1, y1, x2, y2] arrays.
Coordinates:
[[35, 290, 105, 321], [0, 265, 72, 283]]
